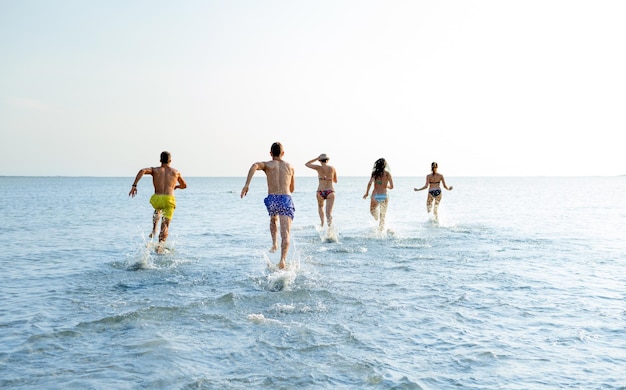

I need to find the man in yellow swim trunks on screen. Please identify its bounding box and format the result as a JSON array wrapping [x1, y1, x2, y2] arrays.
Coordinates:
[[129, 151, 187, 251]]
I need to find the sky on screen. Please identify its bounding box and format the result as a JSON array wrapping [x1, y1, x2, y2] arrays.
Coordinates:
[[1, 0, 624, 177]]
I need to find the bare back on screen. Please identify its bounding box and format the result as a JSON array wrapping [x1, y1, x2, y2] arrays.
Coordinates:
[[130, 161, 186, 199], [371, 172, 393, 195], [151, 166, 184, 195], [427, 173, 443, 189], [315, 164, 336, 191], [262, 160, 294, 195]]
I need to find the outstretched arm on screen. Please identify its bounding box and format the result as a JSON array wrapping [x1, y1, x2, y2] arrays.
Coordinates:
[[129, 168, 152, 197], [241, 162, 264, 198], [414, 176, 429, 192]]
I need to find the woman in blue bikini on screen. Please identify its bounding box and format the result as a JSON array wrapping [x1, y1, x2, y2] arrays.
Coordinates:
[[414, 161, 453, 219], [363, 158, 394, 230], [305, 154, 337, 227]]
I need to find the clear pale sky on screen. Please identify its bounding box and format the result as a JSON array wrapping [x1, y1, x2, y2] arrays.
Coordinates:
[[1, 1, 624, 177]]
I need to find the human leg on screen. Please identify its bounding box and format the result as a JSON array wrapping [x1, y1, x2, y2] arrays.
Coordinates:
[[379, 200, 388, 229], [158, 216, 170, 246], [370, 198, 379, 221], [151, 216, 170, 254], [278, 215, 292, 269], [426, 194, 434, 213], [159, 216, 170, 241], [326, 192, 335, 226], [150, 209, 162, 238], [433, 194, 442, 219], [316, 194, 325, 226], [269, 215, 279, 253]]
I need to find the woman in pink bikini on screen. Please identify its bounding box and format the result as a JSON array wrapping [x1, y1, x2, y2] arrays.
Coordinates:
[[305, 154, 337, 227]]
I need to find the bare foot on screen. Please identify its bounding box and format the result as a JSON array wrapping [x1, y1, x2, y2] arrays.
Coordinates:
[[278, 260, 286, 269], [269, 245, 278, 253]]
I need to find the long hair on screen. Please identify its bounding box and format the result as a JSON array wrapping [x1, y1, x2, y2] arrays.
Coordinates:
[[371, 158, 387, 179]]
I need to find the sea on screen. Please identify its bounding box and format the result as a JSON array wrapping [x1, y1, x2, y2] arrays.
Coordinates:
[[1, 176, 625, 389]]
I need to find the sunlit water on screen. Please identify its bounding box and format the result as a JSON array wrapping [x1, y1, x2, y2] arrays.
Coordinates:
[[1, 176, 625, 389]]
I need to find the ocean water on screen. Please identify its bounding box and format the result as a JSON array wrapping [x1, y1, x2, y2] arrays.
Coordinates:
[[1, 176, 625, 389]]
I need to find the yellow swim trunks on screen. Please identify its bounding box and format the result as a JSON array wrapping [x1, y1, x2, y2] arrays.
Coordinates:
[[150, 194, 176, 220]]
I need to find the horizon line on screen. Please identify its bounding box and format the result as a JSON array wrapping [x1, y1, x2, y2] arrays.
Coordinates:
[[1, 174, 624, 178]]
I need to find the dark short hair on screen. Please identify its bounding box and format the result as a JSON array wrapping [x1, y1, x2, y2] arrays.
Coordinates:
[[160, 151, 171, 164], [270, 142, 283, 157]]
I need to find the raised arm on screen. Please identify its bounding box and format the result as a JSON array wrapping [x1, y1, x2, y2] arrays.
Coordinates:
[[305, 157, 321, 170], [129, 167, 153, 197]]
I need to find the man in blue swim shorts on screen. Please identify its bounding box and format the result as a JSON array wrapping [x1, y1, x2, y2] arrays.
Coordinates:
[[264, 194, 295, 220], [241, 142, 295, 270], [129, 151, 187, 252]]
